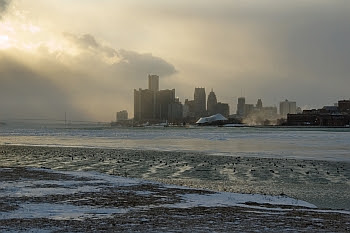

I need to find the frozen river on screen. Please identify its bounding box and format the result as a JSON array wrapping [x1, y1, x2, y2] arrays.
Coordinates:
[[1, 125, 349, 210], [1, 126, 350, 162]]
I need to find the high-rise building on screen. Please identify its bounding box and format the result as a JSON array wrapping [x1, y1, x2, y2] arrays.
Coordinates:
[[184, 99, 195, 118], [207, 89, 218, 116], [244, 104, 254, 116], [134, 75, 181, 122], [256, 99, 263, 110], [156, 89, 175, 120], [236, 97, 245, 117], [168, 98, 183, 122], [280, 99, 297, 116], [116, 110, 128, 122], [194, 88, 206, 117], [134, 88, 155, 122], [148, 74, 159, 92], [216, 102, 230, 118]]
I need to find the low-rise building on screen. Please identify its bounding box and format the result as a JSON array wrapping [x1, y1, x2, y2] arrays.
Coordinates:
[[287, 102, 350, 126]]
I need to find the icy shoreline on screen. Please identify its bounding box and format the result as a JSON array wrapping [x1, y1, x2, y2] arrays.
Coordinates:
[[1, 144, 349, 210], [1, 167, 349, 232]]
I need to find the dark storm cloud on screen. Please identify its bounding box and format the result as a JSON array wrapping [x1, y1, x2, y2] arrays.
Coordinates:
[[116, 49, 176, 79]]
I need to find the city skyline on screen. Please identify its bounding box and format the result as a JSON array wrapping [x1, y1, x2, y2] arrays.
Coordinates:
[[0, 1, 349, 121]]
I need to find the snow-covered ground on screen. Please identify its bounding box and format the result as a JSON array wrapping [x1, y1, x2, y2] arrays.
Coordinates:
[[1, 145, 349, 210], [1, 167, 349, 232]]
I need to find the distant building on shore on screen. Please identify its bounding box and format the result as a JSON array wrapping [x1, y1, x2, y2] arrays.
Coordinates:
[[168, 98, 183, 123], [148, 74, 159, 92], [286, 100, 350, 127], [236, 97, 245, 117], [338, 100, 350, 114], [116, 110, 128, 122], [280, 99, 296, 116], [206, 89, 230, 118], [134, 88, 156, 122], [244, 104, 254, 117], [207, 89, 218, 116], [156, 89, 175, 120], [194, 88, 206, 118], [256, 99, 263, 110], [216, 102, 230, 118], [134, 75, 178, 123]]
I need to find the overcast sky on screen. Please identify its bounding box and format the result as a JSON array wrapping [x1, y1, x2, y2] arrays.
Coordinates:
[[1, 0, 349, 121]]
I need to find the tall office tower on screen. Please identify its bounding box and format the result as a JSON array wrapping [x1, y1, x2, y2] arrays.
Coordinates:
[[184, 99, 195, 118], [148, 75, 159, 92], [207, 89, 218, 116], [155, 89, 176, 120], [236, 97, 246, 117], [216, 102, 230, 118], [168, 98, 183, 122], [244, 104, 254, 116], [194, 87, 206, 117], [280, 99, 297, 116], [256, 99, 263, 110], [134, 88, 155, 122]]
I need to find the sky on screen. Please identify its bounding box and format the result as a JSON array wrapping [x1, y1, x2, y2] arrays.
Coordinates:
[[0, 0, 349, 121]]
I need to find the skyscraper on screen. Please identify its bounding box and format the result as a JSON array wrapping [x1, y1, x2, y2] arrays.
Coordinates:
[[168, 98, 183, 122], [148, 74, 159, 92], [155, 89, 175, 120], [236, 97, 245, 117], [256, 99, 263, 110], [280, 99, 296, 116], [207, 89, 218, 116], [134, 88, 155, 121], [194, 88, 206, 117], [134, 75, 180, 122], [216, 102, 230, 118]]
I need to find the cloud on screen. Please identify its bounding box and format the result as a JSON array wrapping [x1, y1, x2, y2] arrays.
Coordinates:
[[0, 32, 177, 121], [2, 1, 349, 118], [116, 49, 176, 79], [134, 1, 350, 108], [63, 33, 115, 55], [0, 0, 10, 16]]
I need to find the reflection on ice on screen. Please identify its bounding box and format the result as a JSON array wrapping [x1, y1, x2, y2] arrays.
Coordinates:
[[1, 127, 350, 161]]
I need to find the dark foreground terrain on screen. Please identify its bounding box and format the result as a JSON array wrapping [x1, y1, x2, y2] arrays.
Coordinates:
[[0, 167, 349, 232]]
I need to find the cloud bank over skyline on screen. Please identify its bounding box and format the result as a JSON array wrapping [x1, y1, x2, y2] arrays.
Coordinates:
[[0, 0, 349, 121], [0, 32, 176, 120]]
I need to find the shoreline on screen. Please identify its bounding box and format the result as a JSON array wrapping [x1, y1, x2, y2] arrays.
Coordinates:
[[1, 144, 349, 211], [1, 166, 349, 232]]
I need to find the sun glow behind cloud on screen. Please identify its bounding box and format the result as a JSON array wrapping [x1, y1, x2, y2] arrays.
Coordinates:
[[0, 34, 10, 48], [0, 4, 85, 58], [0, 0, 349, 121], [0, 1, 178, 121]]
